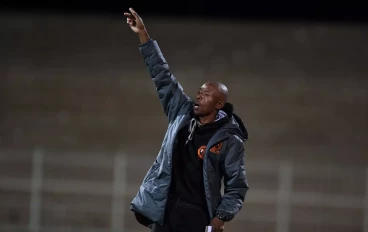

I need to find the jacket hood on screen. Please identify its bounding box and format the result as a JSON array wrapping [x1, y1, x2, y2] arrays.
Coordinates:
[[189, 101, 248, 142], [220, 102, 248, 142]]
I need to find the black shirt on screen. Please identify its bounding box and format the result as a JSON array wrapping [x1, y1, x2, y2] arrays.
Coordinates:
[[169, 116, 229, 210]]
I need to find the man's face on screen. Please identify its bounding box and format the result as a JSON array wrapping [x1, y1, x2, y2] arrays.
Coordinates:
[[193, 83, 223, 116]]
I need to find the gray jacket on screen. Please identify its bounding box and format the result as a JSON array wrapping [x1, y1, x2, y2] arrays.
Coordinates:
[[130, 39, 249, 225]]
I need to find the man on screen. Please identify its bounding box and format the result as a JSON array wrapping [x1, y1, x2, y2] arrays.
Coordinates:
[[125, 8, 249, 232]]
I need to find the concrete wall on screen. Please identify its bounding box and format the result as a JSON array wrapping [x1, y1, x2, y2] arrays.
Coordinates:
[[0, 13, 367, 232]]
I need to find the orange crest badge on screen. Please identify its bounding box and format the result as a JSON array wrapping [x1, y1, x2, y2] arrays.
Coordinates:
[[210, 142, 223, 154], [197, 142, 223, 159], [197, 145, 206, 159]]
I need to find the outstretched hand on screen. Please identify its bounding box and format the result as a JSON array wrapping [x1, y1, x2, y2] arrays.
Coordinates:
[[124, 8, 145, 33]]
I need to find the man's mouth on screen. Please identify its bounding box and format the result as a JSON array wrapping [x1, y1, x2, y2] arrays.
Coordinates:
[[194, 103, 200, 108]]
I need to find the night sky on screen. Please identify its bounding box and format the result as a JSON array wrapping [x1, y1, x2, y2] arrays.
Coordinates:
[[0, 1, 366, 23]]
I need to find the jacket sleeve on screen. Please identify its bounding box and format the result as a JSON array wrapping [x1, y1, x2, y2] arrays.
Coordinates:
[[139, 39, 191, 121], [216, 135, 249, 222]]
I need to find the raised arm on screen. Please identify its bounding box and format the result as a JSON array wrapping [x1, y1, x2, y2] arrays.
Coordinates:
[[124, 8, 191, 121]]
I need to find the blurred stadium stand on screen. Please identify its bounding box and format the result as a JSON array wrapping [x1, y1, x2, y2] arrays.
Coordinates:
[[0, 12, 367, 232]]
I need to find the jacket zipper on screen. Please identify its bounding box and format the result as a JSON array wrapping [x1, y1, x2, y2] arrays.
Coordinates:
[[160, 114, 190, 224], [203, 131, 231, 220]]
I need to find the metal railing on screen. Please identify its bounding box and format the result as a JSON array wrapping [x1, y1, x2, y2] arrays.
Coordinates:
[[0, 148, 367, 232]]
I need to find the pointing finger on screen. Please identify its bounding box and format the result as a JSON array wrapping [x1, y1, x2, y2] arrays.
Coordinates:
[[129, 8, 139, 17]]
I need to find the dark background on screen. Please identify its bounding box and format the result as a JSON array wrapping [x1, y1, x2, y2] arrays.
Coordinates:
[[1, 1, 367, 22], [1, 1, 367, 232]]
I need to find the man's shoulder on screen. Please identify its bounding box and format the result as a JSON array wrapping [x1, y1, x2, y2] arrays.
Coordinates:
[[224, 133, 244, 150]]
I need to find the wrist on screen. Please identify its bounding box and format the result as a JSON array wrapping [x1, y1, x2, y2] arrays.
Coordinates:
[[215, 212, 227, 222], [137, 28, 147, 35], [138, 29, 150, 44], [137, 29, 149, 39]]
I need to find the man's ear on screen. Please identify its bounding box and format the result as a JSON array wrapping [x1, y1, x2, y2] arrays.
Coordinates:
[[216, 101, 225, 110]]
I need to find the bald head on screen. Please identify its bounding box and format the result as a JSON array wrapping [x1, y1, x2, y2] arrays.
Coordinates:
[[193, 81, 229, 118], [204, 81, 229, 102]]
